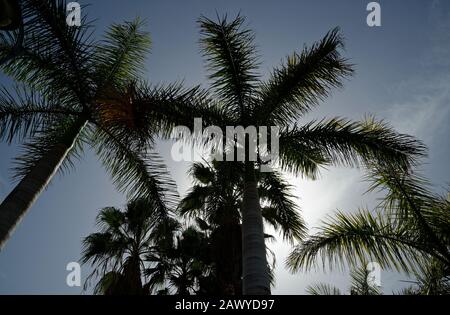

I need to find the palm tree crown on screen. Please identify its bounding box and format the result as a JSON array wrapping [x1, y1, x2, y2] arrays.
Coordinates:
[[0, 0, 213, 248], [164, 14, 424, 294], [82, 198, 179, 295]]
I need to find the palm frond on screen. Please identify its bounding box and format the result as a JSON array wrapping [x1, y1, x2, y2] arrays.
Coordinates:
[[2, 0, 94, 105], [278, 135, 329, 179], [366, 162, 434, 218], [365, 163, 450, 262], [279, 117, 426, 172], [258, 171, 307, 242], [286, 209, 428, 274], [199, 14, 259, 118], [0, 85, 82, 143], [95, 206, 126, 233], [95, 82, 228, 147], [82, 198, 181, 294], [90, 124, 178, 216], [12, 117, 87, 180], [306, 283, 342, 295], [93, 271, 125, 295], [178, 185, 211, 218], [257, 27, 353, 126], [408, 259, 450, 295], [189, 162, 215, 185], [349, 264, 382, 295], [94, 18, 151, 88], [81, 232, 128, 266]]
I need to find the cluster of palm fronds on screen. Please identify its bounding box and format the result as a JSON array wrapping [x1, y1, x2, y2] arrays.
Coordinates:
[[81, 199, 212, 295], [288, 163, 450, 295], [0, 1, 447, 295], [306, 264, 382, 295]]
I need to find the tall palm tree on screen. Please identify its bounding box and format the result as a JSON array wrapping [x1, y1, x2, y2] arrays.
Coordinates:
[[0, 0, 212, 249], [287, 163, 450, 286], [165, 14, 424, 294], [81, 198, 179, 295], [179, 159, 306, 294]]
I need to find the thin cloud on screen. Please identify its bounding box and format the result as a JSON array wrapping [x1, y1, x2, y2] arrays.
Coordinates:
[[385, 78, 450, 145]]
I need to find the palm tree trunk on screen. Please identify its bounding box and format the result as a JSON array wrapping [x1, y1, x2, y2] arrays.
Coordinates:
[[0, 118, 87, 250], [123, 255, 143, 295], [241, 161, 271, 295]]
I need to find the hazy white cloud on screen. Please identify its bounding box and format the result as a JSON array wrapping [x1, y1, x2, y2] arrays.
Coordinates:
[[379, 0, 450, 145], [385, 77, 450, 145], [427, 0, 450, 68]]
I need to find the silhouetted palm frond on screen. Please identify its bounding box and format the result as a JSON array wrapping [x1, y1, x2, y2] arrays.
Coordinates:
[[287, 164, 450, 292], [199, 14, 259, 118], [257, 27, 353, 126], [306, 283, 342, 295]]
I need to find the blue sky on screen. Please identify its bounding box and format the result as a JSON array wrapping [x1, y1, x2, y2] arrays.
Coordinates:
[[0, 0, 449, 294]]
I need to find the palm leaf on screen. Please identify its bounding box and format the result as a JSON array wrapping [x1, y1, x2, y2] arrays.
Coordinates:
[[257, 27, 353, 126], [199, 14, 259, 118], [90, 124, 178, 216], [0, 85, 82, 143], [306, 283, 342, 295], [279, 117, 426, 172], [12, 116, 87, 179], [2, 0, 94, 106], [287, 209, 428, 274], [94, 18, 151, 89], [258, 171, 307, 242], [349, 264, 382, 295]]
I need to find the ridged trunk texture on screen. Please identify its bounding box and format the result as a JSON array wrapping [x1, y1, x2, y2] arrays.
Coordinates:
[[241, 161, 271, 295], [0, 118, 87, 250]]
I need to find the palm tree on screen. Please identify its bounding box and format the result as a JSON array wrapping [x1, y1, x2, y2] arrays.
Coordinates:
[[165, 226, 212, 295], [168, 14, 424, 294], [141, 220, 218, 295], [0, 0, 212, 248], [287, 163, 450, 290], [81, 198, 179, 295], [179, 159, 306, 294], [306, 264, 382, 295]]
